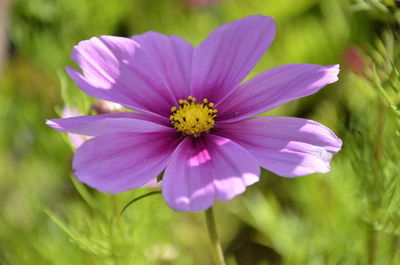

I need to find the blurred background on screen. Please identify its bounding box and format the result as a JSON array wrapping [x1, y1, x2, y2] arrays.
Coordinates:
[[1, 0, 400, 264]]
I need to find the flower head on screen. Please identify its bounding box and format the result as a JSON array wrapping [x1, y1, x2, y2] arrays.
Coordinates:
[[47, 15, 342, 211]]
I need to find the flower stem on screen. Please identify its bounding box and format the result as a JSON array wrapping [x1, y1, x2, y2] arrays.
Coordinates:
[[368, 224, 378, 265], [204, 207, 226, 265]]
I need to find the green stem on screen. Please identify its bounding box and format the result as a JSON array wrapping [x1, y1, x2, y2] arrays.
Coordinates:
[[204, 207, 227, 265], [368, 224, 378, 265], [372, 65, 400, 119], [367, 93, 386, 265]]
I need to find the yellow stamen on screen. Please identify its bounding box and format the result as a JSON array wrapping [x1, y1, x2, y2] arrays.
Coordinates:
[[170, 96, 217, 137]]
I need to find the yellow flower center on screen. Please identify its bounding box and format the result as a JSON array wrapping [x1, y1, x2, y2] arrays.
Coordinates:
[[170, 96, 217, 137]]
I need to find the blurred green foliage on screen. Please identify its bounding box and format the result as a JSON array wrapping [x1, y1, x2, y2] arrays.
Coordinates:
[[1, 0, 400, 264]]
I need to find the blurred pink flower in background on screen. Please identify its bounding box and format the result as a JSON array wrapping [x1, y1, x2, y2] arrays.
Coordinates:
[[62, 107, 86, 148], [61, 100, 124, 148], [342, 45, 367, 76], [92, 99, 124, 114], [187, 0, 226, 7], [62, 100, 125, 149], [48, 15, 341, 212]]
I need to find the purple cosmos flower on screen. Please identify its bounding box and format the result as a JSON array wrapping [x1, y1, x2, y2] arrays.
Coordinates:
[[47, 15, 342, 212]]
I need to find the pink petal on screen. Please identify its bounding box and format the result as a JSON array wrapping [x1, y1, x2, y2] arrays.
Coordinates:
[[191, 15, 275, 104], [46, 112, 171, 136], [61, 107, 86, 148], [132, 32, 193, 102], [67, 36, 177, 116], [215, 116, 342, 177], [217, 64, 340, 122], [73, 131, 181, 193], [162, 134, 260, 212]]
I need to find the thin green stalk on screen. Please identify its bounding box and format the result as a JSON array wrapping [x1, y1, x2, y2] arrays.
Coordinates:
[[374, 99, 386, 161], [367, 97, 386, 265], [372, 66, 400, 119], [204, 207, 226, 265], [367, 224, 378, 265]]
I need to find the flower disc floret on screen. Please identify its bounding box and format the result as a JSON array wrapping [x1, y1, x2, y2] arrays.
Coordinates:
[[170, 96, 217, 137]]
